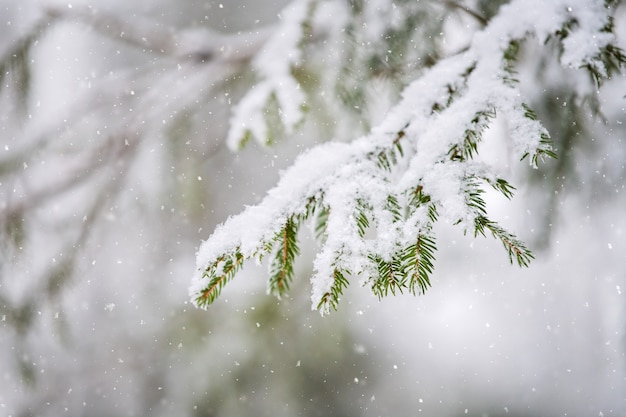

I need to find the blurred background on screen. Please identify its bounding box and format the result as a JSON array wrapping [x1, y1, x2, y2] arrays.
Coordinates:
[[0, 0, 625, 416]]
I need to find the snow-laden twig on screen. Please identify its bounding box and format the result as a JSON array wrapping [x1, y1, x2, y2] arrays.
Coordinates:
[[191, 0, 624, 313], [226, 0, 314, 149]]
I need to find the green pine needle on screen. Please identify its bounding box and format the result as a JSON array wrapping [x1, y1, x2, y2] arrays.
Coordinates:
[[502, 39, 521, 84], [448, 108, 496, 161], [386, 194, 403, 222], [355, 199, 371, 238], [519, 103, 558, 167], [268, 217, 300, 298], [195, 250, 245, 308], [370, 254, 406, 298], [474, 216, 534, 267], [403, 234, 436, 295], [317, 268, 349, 312], [408, 186, 438, 223], [314, 205, 330, 243], [487, 177, 516, 200]]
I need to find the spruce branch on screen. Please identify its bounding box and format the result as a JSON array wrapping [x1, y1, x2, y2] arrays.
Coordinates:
[[474, 216, 534, 267], [268, 217, 301, 298], [354, 199, 372, 238], [551, 11, 623, 88], [518, 103, 558, 166], [369, 132, 406, 172], [402, 234, 437, 295], [448, 108, 496, 161], [520, 131, 558, 167], [313, 205, 330, 243], [227, 0, 317, 148], [370, 253, 406, 298], [533, 133, 559, 166], [502, 40, 521, 85], [195, 250, 245, 308], [316, 268, 349, 312], [408, 186, 438, 223], [460, 176, 533, 267], [464, 177, 488, 218], [191, 0, 624, 313], [386, 195, 403, 223], [583, 42, 626, 88], [488, 178, 516, 200]]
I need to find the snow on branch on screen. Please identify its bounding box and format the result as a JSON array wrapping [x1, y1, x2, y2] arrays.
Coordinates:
[[191, 0, 625, 313], [226, 0, 315, 149]]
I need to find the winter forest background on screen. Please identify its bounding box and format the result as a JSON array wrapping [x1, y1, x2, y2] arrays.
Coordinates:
[[1, 0, 625, 416]]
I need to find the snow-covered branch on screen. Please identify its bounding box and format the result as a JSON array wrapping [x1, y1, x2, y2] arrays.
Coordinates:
[[191, 0, 625, 313]]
